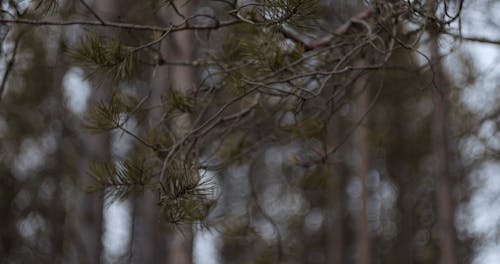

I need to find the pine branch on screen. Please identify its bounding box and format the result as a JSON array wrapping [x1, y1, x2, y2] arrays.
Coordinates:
[[158, 159, 216, 224], [0, 17, 241, 33], [86, 159, 156, 202], [68, 32, 139, 81]]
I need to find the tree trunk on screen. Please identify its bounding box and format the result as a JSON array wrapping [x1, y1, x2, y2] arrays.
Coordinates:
[[164, 1, 195, 263], [130, 12, 169, 264], [75, 128, 108, 264], [73, 1, 119, 262], [326, 114, 346, 264], [430, 34, 458, 264], [355, 66, 371, 264], [130, 42, 169, 261], [131, 1, 195, 263], [48, 48, 68, 263], [427, 2, 458, 264]]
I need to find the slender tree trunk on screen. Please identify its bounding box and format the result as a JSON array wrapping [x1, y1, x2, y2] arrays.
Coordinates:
[[131, 1, 195, 262], [130, 50, 169, 261], [0, 171, 17, 260], [394, 136, 414, 264], [76, 128, 108, 264], [326, 163, 346, 264], [164, 1, 195, 262], [77, 132, 109, 264], [427, 2, 458, 264], [355, 66, 371, 264], [387, 83, 414, 264], [326, 115, 346, 264], [48, 50, 68, 262], [130, 13, 169, 264], [49, 126, 66, 262], [430, 33, 457, 264], [322, 0, 364, 264], [132, 193, 167, 263], [431, 51, 457, 264], [73, 1, 118, 263]]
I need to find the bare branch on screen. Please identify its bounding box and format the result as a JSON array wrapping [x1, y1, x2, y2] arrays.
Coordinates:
[[78, 0, 105, 24], [443, 31, 500, 46], [0, 17, 241, 33], [0, 33, 24, 100]]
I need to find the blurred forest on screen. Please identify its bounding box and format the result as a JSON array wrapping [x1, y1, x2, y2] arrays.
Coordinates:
[[0, 0, 499, 263]]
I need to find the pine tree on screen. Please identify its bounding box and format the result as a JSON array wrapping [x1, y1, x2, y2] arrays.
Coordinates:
[[1, 0, 493, 263]]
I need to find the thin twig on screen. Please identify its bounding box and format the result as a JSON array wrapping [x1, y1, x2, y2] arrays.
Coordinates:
[[442, 31, 500, 46], [0, 33, 24, 100], [0, 17, 241, 33], [78, 0, 105, 24], [248, 157, 284, 263], [324, 74, 384, 158]]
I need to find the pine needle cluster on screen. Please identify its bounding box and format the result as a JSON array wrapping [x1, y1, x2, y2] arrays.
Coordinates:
[[68, 32, 138, 81], [159, 159, 216, 224], [86, 158, 156, 202]]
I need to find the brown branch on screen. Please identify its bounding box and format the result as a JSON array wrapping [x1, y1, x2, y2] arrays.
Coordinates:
[[0, 33, 24, 100], [323, 77, 383, 160], [130, 26, 173, 53], [78, 0, 105, 24], [281, 0, 409, 50], [158, 87, 259, 184], [443, 31, 500, 46], [0, 17, 241, 33], [280, 7, 376, 50], [248, 156, 283, 263]]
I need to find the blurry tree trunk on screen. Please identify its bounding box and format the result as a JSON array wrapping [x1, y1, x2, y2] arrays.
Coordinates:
[[0, 171, 17, 259], [50, 133, 65, 262], [48, 43, 69, 262], [131, 1, 195, 263], [427, 2, 458, 264], [76, 120, 109, 264], [431, 39, 457, 264], [325, 115, 346, 264], [76, 117, 108, 264], [429, 21, 458, 264], [130, 13, 168, 264], [165, 1, 195, 263], [392, 109, 414, 264], [322, 1, 364, 262], [355, 68, 371, 264], [131, 193, 166, 263], [130, 25, 168, 264], [392, 110, 415, 264], [73, 1, 118, 263]]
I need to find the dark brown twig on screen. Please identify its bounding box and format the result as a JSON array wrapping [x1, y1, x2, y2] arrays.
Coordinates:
[[78, 0, 105, 24], [0, 33, 24, 100], [0, 17, 240, 33]]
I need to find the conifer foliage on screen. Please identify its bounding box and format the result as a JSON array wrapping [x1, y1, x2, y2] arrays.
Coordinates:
[[3, 0, 498, 263]]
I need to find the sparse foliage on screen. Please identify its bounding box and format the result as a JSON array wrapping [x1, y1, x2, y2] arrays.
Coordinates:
[[3, 0, 500, 263]]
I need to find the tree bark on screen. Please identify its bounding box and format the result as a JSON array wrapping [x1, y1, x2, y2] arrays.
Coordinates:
[[427, 2, 458, 264], [73, 1, 118, 263], [130, 11, 169, 264], [326, 114, 346, 264], [130, 36, 169, 264], [75, 125, 108, 264], [48, 49, 68, 263], [430, 35, 458, 264], [355, 66, 371, 264], [164, 1, 195, 263], [131, 1, 196, 263]]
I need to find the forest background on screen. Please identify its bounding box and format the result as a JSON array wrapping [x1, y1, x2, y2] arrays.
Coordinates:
[[0, 0, 500, 263]]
